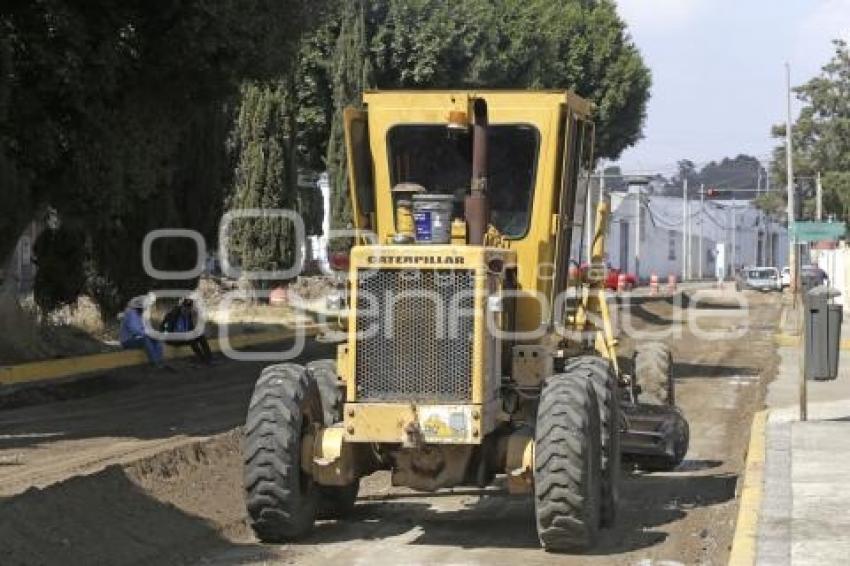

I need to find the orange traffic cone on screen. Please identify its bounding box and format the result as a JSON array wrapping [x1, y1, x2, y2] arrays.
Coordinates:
[[650, 273, 659, 296], [667, 273, 677, 294]]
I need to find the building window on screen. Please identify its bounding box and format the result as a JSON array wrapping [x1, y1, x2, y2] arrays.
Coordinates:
[[668, 230, 676, 260]]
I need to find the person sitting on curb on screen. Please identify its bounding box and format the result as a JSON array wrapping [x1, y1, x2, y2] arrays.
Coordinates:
[[160, 297, 213, 365], [119, 295, 167, 369]]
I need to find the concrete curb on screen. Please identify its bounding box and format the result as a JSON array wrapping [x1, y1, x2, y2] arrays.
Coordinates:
[[728, 409, 768, 566], [0, 325, 319, 387], [774, 332, 850, 350]]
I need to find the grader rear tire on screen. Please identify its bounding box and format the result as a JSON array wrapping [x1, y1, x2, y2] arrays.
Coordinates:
[[573, 356, 621, 528], [306, 359, 360, 520], [534, 373, 602, 552], [634, 342, 674, 406], [243, 363, 322, 542]]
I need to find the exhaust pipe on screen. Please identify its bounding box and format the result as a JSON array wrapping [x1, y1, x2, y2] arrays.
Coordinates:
[[465, 98, 488, 245]]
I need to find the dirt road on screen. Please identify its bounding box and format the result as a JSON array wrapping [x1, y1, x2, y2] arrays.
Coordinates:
[[0, 288, 780, 565]]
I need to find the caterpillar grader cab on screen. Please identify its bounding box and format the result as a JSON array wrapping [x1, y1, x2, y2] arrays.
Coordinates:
[[242, 91, 689, 551]]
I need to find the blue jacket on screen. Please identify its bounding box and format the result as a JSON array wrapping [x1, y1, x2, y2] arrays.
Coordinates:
[[119, 308, 146, 344]]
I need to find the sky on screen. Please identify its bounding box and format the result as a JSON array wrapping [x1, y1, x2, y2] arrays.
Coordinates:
[[612, 0, 850, 177]]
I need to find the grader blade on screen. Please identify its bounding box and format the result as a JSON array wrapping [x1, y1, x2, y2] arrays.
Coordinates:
[[620, 402, 689, 471]]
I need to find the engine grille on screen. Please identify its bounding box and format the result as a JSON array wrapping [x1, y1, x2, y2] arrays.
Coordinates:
[[354, 268, 475, 402]]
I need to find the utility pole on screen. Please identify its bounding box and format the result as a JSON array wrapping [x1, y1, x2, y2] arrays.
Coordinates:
[[634, 188, 641, 280], [786, 62, 797, 290], [816, 170, 823, 221], [731, 205, 737, 276], [699, 183, 705, 279], [682, 178, 688, 281]]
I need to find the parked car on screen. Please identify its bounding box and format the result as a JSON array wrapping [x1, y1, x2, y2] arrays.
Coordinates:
[[604, 267, 637, 291], [736, 266, 781, 292], [780, 266, 791, 288], [577, 264, 637, 291]]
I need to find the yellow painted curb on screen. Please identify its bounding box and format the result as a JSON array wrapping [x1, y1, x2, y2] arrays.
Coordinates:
[[774, 333, 850, 350], [774, 333, 800, 347], [0, 325, 319, 387], [728, 409, 768, 566]]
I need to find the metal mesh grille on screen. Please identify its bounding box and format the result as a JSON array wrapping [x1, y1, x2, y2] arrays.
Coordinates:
[[355, 268, 475, 402]]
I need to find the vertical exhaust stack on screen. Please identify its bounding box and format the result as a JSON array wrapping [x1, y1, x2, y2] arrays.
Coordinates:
[[465, 98, 489, 245]]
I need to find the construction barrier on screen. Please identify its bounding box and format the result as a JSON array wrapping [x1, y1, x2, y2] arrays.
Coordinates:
[[650, 273, 659, 296], [667, 274, 677, 294]]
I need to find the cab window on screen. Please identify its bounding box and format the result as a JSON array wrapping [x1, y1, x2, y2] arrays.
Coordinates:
[[387, 124, 540, 238]]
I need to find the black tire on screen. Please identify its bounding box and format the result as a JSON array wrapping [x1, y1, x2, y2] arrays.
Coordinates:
[[243, 363, 321, 542], [305, 359, 360, 520], [306, 359, 344, 427], [534, 372, 602, 552], [573, 356, 621, 528], [634, 342, 674, 406]]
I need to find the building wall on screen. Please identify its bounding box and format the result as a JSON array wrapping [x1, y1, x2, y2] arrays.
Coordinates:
[[605, 193, 788, 281]]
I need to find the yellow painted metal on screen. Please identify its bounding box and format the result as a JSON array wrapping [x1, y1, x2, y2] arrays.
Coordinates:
[[343, 402, 487, 445], [343, 107, 371, 235], [344, 244, 516, 408], [336, 343, 350, 385], [591, 200, 610, 264], [310, 426, 358, 486], [339, 90, 629, 448], [357, 90, 590, 334], [343, 402, 417, 443], [505, 428, 535, 494]]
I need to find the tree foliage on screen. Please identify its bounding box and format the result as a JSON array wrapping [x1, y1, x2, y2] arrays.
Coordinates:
[[307, 0, 650, 236], [670, 155, 765, 198], [3, 0, 649, 312], [769, 40, 850, 220], [1, 0, 321, 314], [226, 82, 298, 276]]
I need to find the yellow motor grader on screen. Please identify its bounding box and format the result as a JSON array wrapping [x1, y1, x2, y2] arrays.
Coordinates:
[[242, 90, 689, 551]]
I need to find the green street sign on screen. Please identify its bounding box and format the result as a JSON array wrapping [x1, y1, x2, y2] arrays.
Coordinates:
[[790, 221, 847, 242]]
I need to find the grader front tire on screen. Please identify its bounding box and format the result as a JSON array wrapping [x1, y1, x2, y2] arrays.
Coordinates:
[[574, 356, 621, 528], [534, 374, 602, 552], [243, 363, 321, 542]]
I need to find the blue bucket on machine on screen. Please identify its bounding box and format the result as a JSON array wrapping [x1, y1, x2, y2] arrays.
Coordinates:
[[412, 194, 453, 244]]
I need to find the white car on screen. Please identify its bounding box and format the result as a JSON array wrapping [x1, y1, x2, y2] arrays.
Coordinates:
[[781, 266, 791, 289], [737, 267, 782, 292]]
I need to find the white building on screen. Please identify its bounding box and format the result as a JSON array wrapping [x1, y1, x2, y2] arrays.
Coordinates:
[[605, 191, 789, 281]]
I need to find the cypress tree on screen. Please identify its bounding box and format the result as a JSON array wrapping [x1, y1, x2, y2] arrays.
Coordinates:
[[226, 81, 298, 281], [326, 0, 372, 249]]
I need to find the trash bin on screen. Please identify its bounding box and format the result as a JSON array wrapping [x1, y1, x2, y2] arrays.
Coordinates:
[[803, 287, 843, 381]]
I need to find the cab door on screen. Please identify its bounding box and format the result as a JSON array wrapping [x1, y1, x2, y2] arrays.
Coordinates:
[[549, 109, 595, 319], [343, 107, 376, 240]]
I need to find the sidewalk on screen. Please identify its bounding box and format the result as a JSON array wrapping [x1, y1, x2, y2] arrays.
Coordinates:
[[753, 345, 850, 565]]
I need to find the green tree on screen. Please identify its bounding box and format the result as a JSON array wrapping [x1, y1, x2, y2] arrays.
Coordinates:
[[226, 82, 298, 278], [1, 0, 324, 314], [326, 0, 373, 244], [769, 40, 850, 220], [308, 0, 650, 240]]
